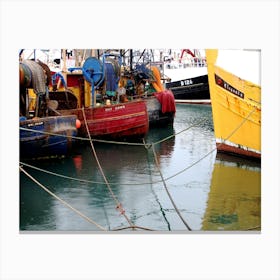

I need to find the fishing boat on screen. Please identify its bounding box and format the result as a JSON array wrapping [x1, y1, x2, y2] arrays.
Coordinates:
[[20, 115, 78, 159], [206, 49, 261, 159], [164, 49, 210, 104], [24, 49, 175, 128], [48, 50, 175, 140], [121, 62, 175, 127], [58, 100, 148, 140], [49, 53, 149, 140], [19, 59, 78, 159], [89, 49, 176, 127]]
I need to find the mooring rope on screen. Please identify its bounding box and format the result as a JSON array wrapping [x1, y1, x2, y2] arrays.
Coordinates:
[[19, 161, 162, 186], [81, 107, 134, 228], [164, 107, 258, 182], [18, 117, 211, 191], [20, 107, 259, 231], [20, 126, 146, 146], [20, 127, 89, 142], [20, 164, 155, 231], [20, 126, 145, 146], [143, 107, 257, 231], [148, 140, 192, 231], [20, 108, 258, 189], [152, 117, 206, 146], [111, 225, 154, 231], [19, 165, 106, 231], [20, 117, 207, 147]]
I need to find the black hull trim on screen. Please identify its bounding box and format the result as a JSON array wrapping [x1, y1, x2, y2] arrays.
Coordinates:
[[165, 74, 210, 102]]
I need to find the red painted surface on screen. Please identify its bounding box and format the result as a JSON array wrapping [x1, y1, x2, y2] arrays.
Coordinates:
[[154, 90, 176, 113], [62, 100, 149, 140], [217, 143, 261, 160], [67, 74, 82, 87]]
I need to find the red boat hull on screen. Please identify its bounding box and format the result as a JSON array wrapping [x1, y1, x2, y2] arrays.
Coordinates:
[[60, 100, 149, 140], [216, 142, 261, 160]]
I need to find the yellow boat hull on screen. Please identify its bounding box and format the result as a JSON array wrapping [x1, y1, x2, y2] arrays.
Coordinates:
[[206, 49, 261, 159]]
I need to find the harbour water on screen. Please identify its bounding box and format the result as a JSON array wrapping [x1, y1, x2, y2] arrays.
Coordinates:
[[20, 104, 261, 232]]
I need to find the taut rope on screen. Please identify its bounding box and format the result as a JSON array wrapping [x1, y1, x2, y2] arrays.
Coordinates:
[[81, 107, 135, 228], [20, 165, 106, 231]]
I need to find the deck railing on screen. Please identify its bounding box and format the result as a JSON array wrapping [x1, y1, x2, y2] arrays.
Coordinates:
[[165, 57, 207, 69]]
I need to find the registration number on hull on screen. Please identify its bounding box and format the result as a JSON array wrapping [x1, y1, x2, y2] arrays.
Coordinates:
[[105, 105, 126, 112]]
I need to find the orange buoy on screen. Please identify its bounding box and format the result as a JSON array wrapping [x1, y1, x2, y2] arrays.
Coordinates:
[[76, 119, 81, 129]]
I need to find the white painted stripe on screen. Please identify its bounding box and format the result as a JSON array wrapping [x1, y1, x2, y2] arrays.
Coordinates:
[[175, 99, 211, 104]]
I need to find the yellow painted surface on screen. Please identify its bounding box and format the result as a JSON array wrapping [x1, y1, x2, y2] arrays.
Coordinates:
[[84, 80, 92, 107], [151, 66, 164, 92], [28, 89, 36, 111], [61, 75, 92, 108], [206, 49, 261, 153], [202, 159, 261, 230]]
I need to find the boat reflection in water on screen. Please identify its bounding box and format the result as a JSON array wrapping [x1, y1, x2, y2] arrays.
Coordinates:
[[202, 154, 261, 231], [20, 125, 176, 231], [20, 103, 260, 231]]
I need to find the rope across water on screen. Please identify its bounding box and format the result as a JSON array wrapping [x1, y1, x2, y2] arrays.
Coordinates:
[[19, 118, 209, 188], [20, 165, 106, 231], [20, 107, 258, 231], [81, 107, 134, 228]]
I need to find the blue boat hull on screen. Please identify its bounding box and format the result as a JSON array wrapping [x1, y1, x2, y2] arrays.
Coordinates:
[[20, 115, 77, 159]]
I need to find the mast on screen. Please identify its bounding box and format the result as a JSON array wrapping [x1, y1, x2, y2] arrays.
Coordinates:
[[130, 49, 133, 71], [62, 49, 67, 72]]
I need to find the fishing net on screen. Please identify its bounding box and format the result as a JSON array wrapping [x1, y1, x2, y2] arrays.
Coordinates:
[[22, 60, 46, 94]]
